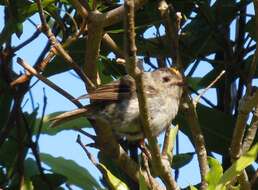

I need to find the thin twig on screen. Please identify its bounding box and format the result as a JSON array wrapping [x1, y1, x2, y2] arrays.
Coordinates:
[[22, 112, 54, 190], [75, 129, 96, 141], [11, 9, 87, 87], [16, 57, 82, 108], [186, 59, 200, 77], [142, 153, 155, 189], [70, 0, 89, 17], [36, 0, 95, 89], [76, 135, 98, 165], [16, 107, 25, 189], [35, 88, 47, 143], [189, 86, 216, 108], [183, 97, 209, 189], [246, 0, 258, 95], [28, 88, 35, 111], [242, 104, 258, 153], [159, 1, 209, 188], [31, 142, 54, 190], [103, 0, 148, 27], [251, 169, 258, 186], [158, 1, 182, 69], [194, 70, 225, 105], [124, 0, 179, 189], [65, 183, 74, 190], [13, 26, 41, 52], [102, 33, 124, 57]]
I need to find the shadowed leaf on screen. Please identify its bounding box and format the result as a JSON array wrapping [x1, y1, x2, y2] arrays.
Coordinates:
[[40, 153, 101, 189], [34, 111, 91, 136]]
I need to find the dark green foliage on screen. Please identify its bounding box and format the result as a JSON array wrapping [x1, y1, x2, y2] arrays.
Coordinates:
[[0, 0, 257, 189]]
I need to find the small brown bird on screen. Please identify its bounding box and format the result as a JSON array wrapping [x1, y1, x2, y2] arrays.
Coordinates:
[[50, 68, 184, 141]]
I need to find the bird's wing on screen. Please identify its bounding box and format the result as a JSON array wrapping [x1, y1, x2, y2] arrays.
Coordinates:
[[78, 75, 136, 101], [78, 75, 159, 101], [49, 107, 89, 128]]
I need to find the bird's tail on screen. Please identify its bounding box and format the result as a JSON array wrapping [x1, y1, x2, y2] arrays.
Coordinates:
[[49, 107, 89, 128]]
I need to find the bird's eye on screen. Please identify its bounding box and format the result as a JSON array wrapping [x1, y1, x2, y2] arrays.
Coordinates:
[[162, 76, 171, 82]]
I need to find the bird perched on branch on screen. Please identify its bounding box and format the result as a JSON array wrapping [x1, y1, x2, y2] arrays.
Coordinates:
[[50, 68, 184, 141]]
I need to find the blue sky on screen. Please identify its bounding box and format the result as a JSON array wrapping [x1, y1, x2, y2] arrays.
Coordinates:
[[0, 2, 256, 189]]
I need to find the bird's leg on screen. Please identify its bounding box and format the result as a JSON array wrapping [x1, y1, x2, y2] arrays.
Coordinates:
[[139, 139, 152, 161]]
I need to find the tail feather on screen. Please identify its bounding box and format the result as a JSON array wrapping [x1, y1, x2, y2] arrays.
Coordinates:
[[50, 107, 89, 128]]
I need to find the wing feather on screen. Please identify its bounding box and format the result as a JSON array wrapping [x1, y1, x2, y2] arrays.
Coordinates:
[[78, 75, 136, 101]]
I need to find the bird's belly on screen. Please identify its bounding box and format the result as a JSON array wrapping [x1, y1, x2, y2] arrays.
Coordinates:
[[95, 96, 179, 141], [95, 99, 142, 139], [148, 97, 179, 136]]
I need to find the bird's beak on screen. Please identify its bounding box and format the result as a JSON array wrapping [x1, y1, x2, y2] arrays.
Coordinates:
[[169, 68, 182, 78]]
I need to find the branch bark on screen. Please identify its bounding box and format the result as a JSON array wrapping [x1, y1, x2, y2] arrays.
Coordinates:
[[158, 1, 208, 189], [124, 0, 179, 189]]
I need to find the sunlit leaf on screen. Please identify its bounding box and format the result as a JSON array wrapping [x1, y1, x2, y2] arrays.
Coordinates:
[[166, 126, 179, 161], [22, 179, 34, 190], [98, 152, 136, 188], [189, 185, 198, 190], [99, 163, 129, 190], [139, 172, 148, 190], [216, 143, 258, 189], [206, 157, 223, 190]]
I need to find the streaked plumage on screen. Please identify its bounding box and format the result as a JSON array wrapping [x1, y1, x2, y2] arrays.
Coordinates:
[[50, 68, 184, 141]]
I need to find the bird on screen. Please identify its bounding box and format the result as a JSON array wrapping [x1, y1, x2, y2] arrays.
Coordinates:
[[50, 68, 184, 141]]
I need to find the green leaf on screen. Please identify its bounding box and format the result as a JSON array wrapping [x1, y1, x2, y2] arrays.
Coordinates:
[[172, 152, 194, 169], [139, 171, 148, 190], [31, 173, 67, 190], [216, 143, 258, 190], [88, 0, 94, 9], [245, 16, 255, 40], [0, 138, 21, 169], [98, 152, 136, 188], [0, 82, 13, 129], [198, 68, 225, 88], [186, 77, 204, 91], [0, 0, 57, 45], [97, 58, 114, 84], [100, 56, 127, 79], [177, 103, 235, 154], [0, 167, 7, 186], [22, 179, 34, 190], [40, 153, 101, 189], [99, 163, 129, 190], [34, 111, 91, 136], [44, 38, 85, 77], [24, 158, 40, 179], [166, 126, 179, 161], [206, 157, 223, 189], [189, 185, 198, 190]]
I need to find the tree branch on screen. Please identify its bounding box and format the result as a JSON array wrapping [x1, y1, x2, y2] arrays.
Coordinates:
[[103, 0, 148, 27], [231, 89, 258, 160], [124, 0, 179, 189], [16, 58, 82, 108], [158, 1, 208, 189], [36, 0, 95, 89]]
